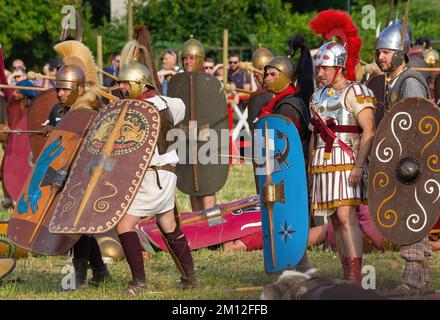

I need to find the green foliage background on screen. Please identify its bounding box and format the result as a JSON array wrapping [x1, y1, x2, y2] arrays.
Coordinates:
[[0, 0, 439, 70]]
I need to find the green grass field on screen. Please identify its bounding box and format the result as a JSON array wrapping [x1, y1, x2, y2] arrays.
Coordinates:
[[1, 165, 440, 300]]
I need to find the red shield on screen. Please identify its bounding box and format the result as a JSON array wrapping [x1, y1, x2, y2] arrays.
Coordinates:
[[137, 196, 261, 251], [3, 115, 32, 200]]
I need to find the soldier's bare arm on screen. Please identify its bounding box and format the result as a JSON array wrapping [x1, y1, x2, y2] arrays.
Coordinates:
[[349, 107, 375, 187]]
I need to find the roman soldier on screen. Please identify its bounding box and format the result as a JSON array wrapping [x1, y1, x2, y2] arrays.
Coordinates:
[[180, 38, 217, 211], [308, 10, 376, 285], [260, 35, 314, 159], [49, 41, 113, 290], [252, 35, 315, 271], [375, 11, 431, 295], [247, 47, 274, 132], [116, 61, 198, 295], [251, 46, 273, 91]]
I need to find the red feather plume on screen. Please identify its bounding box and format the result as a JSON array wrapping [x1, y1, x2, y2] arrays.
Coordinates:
[[309, 10, 361, 81]]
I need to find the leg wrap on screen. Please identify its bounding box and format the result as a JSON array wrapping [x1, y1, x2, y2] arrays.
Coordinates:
[[402, 261, 430, 289], [400, 237, 431, 288], [118, 232, 146, 283], [160, 225, 195, 279]]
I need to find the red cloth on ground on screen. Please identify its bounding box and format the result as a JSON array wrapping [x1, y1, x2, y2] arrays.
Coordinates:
[[239, 232, 263, 251]]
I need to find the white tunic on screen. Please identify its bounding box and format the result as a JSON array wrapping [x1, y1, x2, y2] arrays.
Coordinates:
[[128, 95, 185, 217]]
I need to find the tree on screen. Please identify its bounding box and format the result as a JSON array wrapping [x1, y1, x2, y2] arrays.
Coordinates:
[[0, 0, 90, 70]]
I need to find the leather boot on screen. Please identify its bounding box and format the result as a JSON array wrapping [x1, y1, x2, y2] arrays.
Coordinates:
[[126, 278, 148, 296], [178, 272, 199, 289], [72, 258, 88, 290], [90, 264, 112, 286], [346, 257, 362, 286]]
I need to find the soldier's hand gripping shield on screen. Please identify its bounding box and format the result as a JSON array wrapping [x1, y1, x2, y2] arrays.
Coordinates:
[[49, 99, 160, 234], [369, 97, 440, 245], [167, 72, 229, 196], [254, 114, 309, 273]]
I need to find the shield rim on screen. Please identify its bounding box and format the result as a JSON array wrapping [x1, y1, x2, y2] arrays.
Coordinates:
[[49, 99, 161, 234], [368, 96, 440, 245], [255, 114, 309, 273]]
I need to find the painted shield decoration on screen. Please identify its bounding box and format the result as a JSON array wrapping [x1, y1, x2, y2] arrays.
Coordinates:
[[435, 73, 440, 106], [49, 99, 160, 234], [3, 115, 32, 200], [366, 74, 386, 128], [7, 109, 96, 255], [255, 115, 309, 273], [369, 97, 440, 245], [27, 88, 58, 159], [137, 196, 261, 252], [167, 72, 229, 196]]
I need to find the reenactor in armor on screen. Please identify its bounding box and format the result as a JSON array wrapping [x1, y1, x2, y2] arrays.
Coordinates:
[[116, 62, 198, 295], [376, 13, 431, 295], [309, 42, 376, 286], [51, 43, 112, 291], [179, 38, 219, 211]]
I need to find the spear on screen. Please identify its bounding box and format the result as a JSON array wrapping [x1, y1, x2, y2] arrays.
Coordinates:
[[72, 103, 130, 228], [263, 121, 276, 267], [0, 130, 44, 135], [0, 84, 47, 92], [144, 197, 260, 233]]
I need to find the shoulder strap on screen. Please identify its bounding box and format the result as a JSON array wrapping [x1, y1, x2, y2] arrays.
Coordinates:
[[274, 94, 310, 125]]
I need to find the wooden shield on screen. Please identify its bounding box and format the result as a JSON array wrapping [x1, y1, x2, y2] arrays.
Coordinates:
[[167, 72, 229, 196], [366, 74, 386, 128], [3, 115, 32, 200], [27, 88, 58, 159], [369, 97, 440, 245], [49, 99, 160, 234], [255, 115, 309, 273], [435, 73, 440, 106], [7, 108, 95, 255]]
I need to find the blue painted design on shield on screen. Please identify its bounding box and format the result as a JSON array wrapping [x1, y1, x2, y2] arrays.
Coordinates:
[[17, 136, 65, 215], [255, 115, 309, 273]]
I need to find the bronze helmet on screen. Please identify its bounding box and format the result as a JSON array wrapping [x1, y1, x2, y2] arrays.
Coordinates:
[[182, 38, 205, 72], [424, 48, 440, 68], [252, 47, 273, 69], [264, 56, 294, 93], [55, 64, 86, 106], [117, 61, 155, 99], [97, 237, 125, 261]]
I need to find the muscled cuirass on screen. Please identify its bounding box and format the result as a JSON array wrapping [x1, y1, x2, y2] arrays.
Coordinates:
[[311, 84, 361, 149]]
